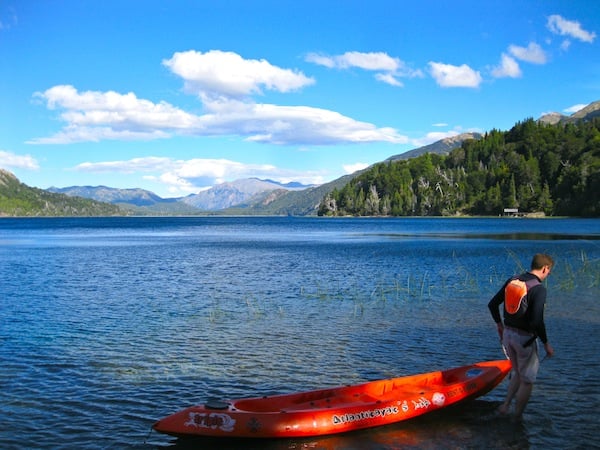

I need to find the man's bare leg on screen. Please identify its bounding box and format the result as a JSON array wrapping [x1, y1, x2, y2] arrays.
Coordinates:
[[513, 382, 533, 419], [498, 371, 520, 414]]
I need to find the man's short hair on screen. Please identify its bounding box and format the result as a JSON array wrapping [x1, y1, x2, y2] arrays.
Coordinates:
[[531, 253, 554, 270]]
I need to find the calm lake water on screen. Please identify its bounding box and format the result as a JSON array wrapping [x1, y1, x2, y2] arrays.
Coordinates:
[[1, 217, 599, 450]]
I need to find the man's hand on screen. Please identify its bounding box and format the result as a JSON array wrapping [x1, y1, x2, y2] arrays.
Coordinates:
[[544, 342, 554, 358]]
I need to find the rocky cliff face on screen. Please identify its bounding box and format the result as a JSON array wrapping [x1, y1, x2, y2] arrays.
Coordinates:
[[0, 168, 19, 186]]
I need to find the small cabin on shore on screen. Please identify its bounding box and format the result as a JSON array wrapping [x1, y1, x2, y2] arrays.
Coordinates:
[[503, 208, 522, 217]]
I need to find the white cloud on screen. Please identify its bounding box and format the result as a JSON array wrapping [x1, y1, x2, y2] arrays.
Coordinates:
[[564, 103, 588, 114], [163, 50, 315, 99], [336, 51, 399, 71], [0, 150, 39, 170], [559, 40, 571, 51], [75, 157, 174, 173], [411, 130, 460, 147], [29, 85, 194, 143], [428, 62, 482, 88], [240, 103, 409, 145], [304, 53, 336, 68], [30, 82, 408, 146], [375, 72, 403, 87], [154, 172, 197, 194], [508, 42, 547, 64], [547, 15, 596, 43], [305, 51, 422, 86], [491, 53, 522, 78], [177, 158, 275, 180], [343, 162, 369, 174], [74, 156, 326, 194]]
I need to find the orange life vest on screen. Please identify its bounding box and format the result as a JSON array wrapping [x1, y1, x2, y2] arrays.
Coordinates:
[[504, 277, 541, 318]]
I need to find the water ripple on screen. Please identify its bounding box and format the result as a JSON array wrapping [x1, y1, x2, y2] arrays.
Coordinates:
[[1, 217, 598, 449]]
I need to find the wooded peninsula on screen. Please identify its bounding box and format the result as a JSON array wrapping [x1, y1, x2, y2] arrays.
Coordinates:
[[319, 118, 599, 217]]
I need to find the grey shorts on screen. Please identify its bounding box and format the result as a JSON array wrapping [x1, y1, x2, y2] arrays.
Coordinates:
[[503, 327, 540, 383]]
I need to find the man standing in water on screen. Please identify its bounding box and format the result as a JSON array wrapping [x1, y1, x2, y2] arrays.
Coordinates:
[[488, 253, 555, 419]]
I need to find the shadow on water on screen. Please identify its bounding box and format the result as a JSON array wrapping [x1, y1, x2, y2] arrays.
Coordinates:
[[158, 401, 530, 450]]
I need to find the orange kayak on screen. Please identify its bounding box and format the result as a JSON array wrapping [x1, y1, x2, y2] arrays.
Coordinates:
[[153, 359, 511, 439]]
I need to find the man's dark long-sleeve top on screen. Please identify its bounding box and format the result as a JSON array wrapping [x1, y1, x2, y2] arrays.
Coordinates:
[[488, 272, 549, 344]]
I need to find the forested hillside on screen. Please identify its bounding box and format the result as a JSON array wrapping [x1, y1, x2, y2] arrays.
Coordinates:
[[0, 169, 124, 217], [319, 118, 600, 217]]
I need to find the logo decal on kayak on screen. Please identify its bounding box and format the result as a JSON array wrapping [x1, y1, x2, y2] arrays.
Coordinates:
[[411, 397, 431, 410], [432, 392, 446, 406], [332, 406, 399, 425], [447, 381, 479, 399], [185, 412, 236, 432]]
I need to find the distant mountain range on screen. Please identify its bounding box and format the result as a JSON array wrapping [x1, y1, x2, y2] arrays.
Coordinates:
[[3, 100, 599, 217], [180, 178, 312, 210], [45, 134, 484, 215], [538, 101, 600, 125], [48, 178, 318, 215], [47, 185, 198, 215]]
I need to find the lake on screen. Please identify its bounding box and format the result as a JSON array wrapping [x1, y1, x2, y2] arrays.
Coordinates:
[[1, 217, 598, 449]]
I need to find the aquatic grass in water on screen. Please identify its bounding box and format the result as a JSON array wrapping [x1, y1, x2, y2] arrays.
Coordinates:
[[298, 264, 491, 306], [229, 249, 599, 325], [196, 245, 596, 329]]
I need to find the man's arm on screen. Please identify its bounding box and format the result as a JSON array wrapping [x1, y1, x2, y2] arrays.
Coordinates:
[[528, 285, 554, 357], [488, 288, 505, 338], [528, 285, 548, 343]]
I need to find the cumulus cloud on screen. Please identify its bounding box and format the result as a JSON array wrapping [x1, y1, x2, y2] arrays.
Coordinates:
[[547, 14, 596, 43], [491, 53, 522, 78], [508, 42, 547, 64], [29, 85, 194, 143], [0, 150, 39, 170], [74, 156, 325, 193], [305, 51, 422, 87], [29, 85, 408, 146], [163, 50, 315, 100], [491, 42, 546, 79], [30, 51, 409, 146], [428, 62, 482, 88]]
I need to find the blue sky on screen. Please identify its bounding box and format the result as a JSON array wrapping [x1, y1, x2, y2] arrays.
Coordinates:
[[1, 0, 598, 198]]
